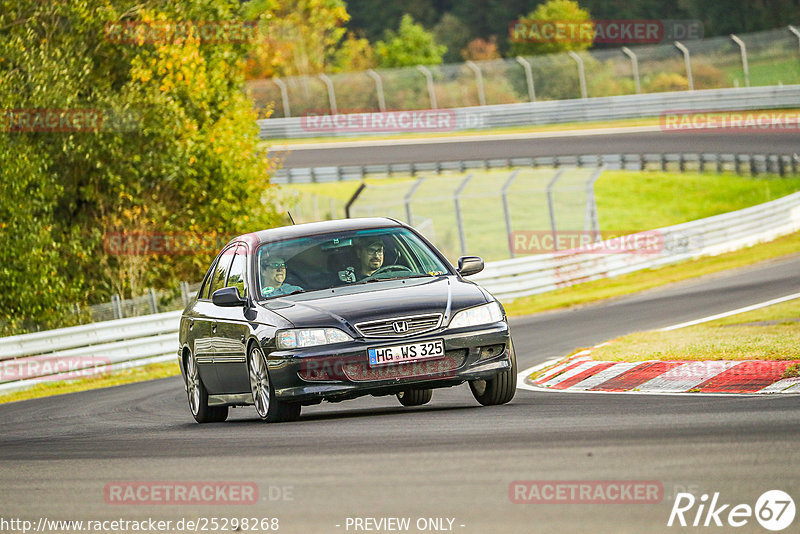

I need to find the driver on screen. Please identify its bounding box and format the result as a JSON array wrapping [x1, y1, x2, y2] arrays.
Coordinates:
[[338, 236, 384, 283]]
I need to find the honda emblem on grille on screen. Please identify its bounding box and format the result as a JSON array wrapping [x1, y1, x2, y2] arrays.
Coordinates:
[[392, 321, 409, 333]]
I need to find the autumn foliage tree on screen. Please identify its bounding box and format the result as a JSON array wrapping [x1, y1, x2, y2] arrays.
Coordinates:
[[0, 0, 281, 334]]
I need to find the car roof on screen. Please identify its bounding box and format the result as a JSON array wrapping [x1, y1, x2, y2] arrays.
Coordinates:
[[231, 217, 407, 252]]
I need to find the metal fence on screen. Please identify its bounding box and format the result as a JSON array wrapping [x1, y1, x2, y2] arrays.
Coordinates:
[[472, 190, 800, 300], [345, 167, 602, 261], [3, 190, 798, 395], [274, 152, 800, 184], [258, 83, 800, 139], [250, 26, 800, 124]]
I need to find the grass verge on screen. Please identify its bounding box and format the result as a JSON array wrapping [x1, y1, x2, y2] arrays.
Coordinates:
[[0, 360, 180, 405], [587, 298, 800, 362], [504, 230, 800, 316]]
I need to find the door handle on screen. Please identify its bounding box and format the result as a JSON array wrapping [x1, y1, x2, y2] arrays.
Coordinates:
[[212, 322, 217, 333]]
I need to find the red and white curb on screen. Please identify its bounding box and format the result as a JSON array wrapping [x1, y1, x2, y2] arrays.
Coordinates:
[[519, 354, 800, 395], [517, 293, 800, 396]]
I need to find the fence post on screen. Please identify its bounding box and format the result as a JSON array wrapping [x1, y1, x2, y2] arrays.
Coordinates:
[[465, 61, 486, 106], [674, 41, 694, 91], [567, 51, 588, 99], [317, 73, 338, 114], [789, 26, 800, 58], [515, 56, 536, 102], [404, 176, 426, 226], [416, 65, 437, 109], [366, 69, 386, 112], [273, 78, 291, 118], [621, 47, 641, 94], [148, 288, 158, 314], [501, 170, 520, 258], [111, 294, 123, 320], [546, 169, 565, 251], [345, 183, 367, 218], [454, 174, 474, 256], [730, 34, 750, 87], [180, 281, 190, 307], [585, 166, 604, 241]]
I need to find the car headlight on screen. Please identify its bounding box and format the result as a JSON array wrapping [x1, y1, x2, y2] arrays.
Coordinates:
[[449, 301, 504, 328], [276, 328, 353, 349]]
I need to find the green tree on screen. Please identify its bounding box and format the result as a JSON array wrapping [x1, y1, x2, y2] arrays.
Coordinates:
[[0, 0, 280, 334], [375, 14, 447, 68], [510, 0, 593, 57]]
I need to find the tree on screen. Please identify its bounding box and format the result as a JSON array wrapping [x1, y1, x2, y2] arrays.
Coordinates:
[[0, 0, 280, 334], [243, 0, 350, 78], [510, 0, 594, 57], [433, 12, 473, 63], [375, 14, 447, 68]]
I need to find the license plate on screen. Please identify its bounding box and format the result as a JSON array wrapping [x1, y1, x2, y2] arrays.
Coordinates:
[[367, 339, 445, 367]]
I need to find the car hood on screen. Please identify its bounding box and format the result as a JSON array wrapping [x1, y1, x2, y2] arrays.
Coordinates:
[[260, 276, 490, 335]]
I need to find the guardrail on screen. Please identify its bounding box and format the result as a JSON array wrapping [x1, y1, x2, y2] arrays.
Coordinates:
[[0, 311, 181, 394], [2, 190, 799, 394], [472, 191, 800, 299], [272, 152, 799, 184], [259, 85, 800, 140]]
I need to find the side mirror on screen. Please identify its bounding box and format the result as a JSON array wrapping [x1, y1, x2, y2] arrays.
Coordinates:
[[457, 256, 484, 277], [212, 287, 246, 307]]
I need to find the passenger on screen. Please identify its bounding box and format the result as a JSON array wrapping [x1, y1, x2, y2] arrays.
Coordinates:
[[260, 256, 303, 297], [338, 236, 385, 282]]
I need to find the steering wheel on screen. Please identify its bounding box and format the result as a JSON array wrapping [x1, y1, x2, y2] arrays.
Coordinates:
[[369, 264, 413, 277]]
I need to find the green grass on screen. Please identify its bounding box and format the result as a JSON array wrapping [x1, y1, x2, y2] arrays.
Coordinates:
[[588, 298, 800, 362], [0, 360, 181, 405], [727, 57, 800, 87], [504, 230, 800, 316]]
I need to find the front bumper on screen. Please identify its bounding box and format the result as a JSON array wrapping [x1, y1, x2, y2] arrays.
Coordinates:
[[264, 321, 513, 404]]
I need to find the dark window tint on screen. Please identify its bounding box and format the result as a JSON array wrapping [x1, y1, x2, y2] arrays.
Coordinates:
[[209, 246, 236, 297], [198, 261, 217, 300], [226, 244, 248, 298]]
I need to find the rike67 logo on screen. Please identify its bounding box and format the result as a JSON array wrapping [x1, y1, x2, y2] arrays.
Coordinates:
[[668, 490, 795, 531]]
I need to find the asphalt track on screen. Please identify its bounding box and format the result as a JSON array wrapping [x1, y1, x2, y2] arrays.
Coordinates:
[[1, 254, 798, 533], [273, 128, 799, 168]]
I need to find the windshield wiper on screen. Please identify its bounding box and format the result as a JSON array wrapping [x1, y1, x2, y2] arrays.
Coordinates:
[[357, 274, 430, 284]]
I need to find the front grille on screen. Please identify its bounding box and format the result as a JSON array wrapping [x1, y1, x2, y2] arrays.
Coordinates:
[[355, 313, 442, 338]]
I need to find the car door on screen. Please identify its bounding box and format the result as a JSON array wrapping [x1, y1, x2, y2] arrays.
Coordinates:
[[212, 243, 252, 394], [200, 245, 237, 393], [186, 259, 218, 391]]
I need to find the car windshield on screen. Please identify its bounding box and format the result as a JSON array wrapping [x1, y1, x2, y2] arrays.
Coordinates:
[[255, 227, 451, 299]]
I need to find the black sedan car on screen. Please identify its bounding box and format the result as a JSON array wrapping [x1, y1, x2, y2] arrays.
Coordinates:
[[178, 218, 516, 423]]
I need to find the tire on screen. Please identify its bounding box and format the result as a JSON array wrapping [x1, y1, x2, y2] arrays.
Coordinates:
[[248, 345, 301, 423], [396, 388, 433, 406], [469, 344, 517, 406], [185, 353, 229, 423]]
